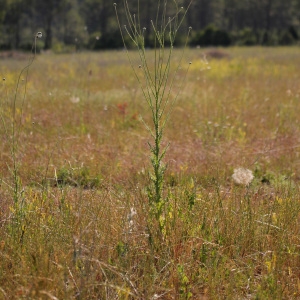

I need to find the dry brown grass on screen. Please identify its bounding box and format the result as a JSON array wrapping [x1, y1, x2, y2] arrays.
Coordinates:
[[1, 47, 300, 299]]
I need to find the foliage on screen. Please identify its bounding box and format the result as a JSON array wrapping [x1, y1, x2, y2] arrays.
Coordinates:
[[191, 24, 231, 46], [236, 27, 258, 46], [0, 0, 300, 50]]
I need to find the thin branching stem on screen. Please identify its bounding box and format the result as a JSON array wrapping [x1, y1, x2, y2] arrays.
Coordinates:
[[115, 1, 192, 233]]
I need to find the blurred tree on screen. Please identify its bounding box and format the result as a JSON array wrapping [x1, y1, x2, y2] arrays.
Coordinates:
[[33, 0, 74, 49], [0, 0, 299, 49], [0, 0, 7, 46], [81, 0, 114, 35], [0, 0, 7, 24], [62, 0, 87, 46], [3, 0, 32, 48]]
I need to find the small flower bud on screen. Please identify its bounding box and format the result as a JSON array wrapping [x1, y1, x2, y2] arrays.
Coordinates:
[[113, 3, 117, 6], [36, 32, 42, 38]]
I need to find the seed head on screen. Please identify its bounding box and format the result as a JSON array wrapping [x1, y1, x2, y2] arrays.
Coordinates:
[[232, 168, 254, 186], [70, 96, 80, 104]]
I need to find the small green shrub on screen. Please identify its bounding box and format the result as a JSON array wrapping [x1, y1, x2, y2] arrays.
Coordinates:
[[278, 30, 296, 45], [191, 24, 231, 47], [237, 27, 257, 46], [54, 165, 101, 189]]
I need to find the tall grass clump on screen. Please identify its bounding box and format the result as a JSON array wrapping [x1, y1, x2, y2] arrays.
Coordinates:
[[114, 0, 192, 244], [0, 32, 42, 242]]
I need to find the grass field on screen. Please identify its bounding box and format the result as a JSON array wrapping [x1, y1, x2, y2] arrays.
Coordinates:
[[1, 46, 300, 299]]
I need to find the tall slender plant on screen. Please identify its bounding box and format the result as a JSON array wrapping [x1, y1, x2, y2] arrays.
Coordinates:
[[1, 32, 42, 242], [114, 1, 192, 237]]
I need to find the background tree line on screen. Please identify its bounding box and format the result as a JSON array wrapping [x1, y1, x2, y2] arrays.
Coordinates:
[[0, 0, 299, 51]]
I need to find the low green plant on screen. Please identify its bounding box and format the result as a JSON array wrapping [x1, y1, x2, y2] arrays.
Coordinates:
[[54, 163, 101, 189]]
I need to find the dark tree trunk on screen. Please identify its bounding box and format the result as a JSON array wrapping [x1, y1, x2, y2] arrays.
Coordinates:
[[100, 1, 108, 34], [265, 0, 273, 30], [44, 16, 53, 49], [15, 21, 20, 49], [184, 0, 193, 28]]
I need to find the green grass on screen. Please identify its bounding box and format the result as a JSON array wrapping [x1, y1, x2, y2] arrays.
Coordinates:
[[1, 47, 300, 299]]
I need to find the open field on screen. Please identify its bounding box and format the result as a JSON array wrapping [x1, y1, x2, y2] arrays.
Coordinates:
[[1, 47, 300, 299]]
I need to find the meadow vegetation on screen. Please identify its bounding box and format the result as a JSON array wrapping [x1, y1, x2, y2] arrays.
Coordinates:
[[1, 46, 300, 299]]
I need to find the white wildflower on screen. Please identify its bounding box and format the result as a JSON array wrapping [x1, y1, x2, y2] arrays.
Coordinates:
[[232, 168, 254, 186]]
